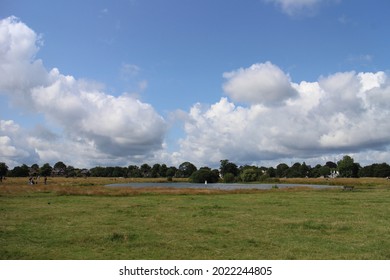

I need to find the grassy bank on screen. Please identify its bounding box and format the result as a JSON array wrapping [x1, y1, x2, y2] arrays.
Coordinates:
[[1, 177, 390, 259]]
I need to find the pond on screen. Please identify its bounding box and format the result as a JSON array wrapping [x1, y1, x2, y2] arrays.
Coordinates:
[[105, 182, 338, 190]]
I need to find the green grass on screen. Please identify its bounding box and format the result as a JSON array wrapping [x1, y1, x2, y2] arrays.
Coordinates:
[[1, 177, 390, 259]]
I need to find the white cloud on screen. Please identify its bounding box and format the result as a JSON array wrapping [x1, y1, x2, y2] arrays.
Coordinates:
[[0, 16, 167, 167], [0, 17, 48, 108], [177, 65, 390, 167], [223, 62, 298, 106], [0, 119, 38, 166], [264, 0, 327, 17]]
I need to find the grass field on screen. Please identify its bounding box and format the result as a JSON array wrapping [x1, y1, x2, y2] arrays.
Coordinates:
[[1, 177, 390, 259]]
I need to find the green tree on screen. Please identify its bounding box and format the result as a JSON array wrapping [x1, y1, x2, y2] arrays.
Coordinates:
[[40, 163, 53, 177], [127, 165, 142, 177], [300, 162, 310, 177], [140, 164, 152, 178], [9, 164, 29, 177], [220, 159, 239, 177], [90, 166, 106, 177], [112, 166, 125, 177], [223, 172, 235, 183], [286, 162, 301, 178], [240, 168, 258, 182], [159, 164, 168, 177], [30, 164, 40, 176], [66, 165, 76, 177], [325, 161, 337, 169], [190, 168, 219, 183], [275, 163, 289, 178], [166, 166, 177, 177], [176, 162, 197, 178], [0, 162, 9, 179], [53, 161, 67, 176], [319, 165, 331, 177], [151, 164, 161, 178], [337, 155, 360, 178], [359, 163, 390, 177], [267, 167, 276, 177]]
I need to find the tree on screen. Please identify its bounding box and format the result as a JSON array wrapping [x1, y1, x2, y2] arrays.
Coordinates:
[[359, 163, 390, 177], [159, 164, 168, 177], [220, 159, 239, 177], [223, 172, 235, 183], [53, 161, 67, 176], [151, 164, 161, 178], [190, 168, 219, 183], [40, 163, 53, 177], [127, 165, 142, 177], [286, 162, 302, 178], [140, 163, 152, 178], [0, 162, 9, 179], [240, 168, 258, 182], [30, 164, 40, 176], [275, 163, 289, 178], [66, 165, 76, 177], [90, 166, 106, 177], [337, 155, 360, 178], [319, 165, 331, 177], [166, 166, 177, 178], [112, 166, 125, 177], [325, 161, 338, 169], [267, 167, 276, 177], [176, 162, 197, 178], [300, 162, 310, 177], [9, 164, 29, 177]]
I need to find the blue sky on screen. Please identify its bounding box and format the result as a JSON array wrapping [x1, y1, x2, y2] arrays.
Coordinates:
[[1, 0, 390, 168]]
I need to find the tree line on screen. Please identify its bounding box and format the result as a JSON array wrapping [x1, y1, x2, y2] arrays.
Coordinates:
[[1, 155, 390, 183]]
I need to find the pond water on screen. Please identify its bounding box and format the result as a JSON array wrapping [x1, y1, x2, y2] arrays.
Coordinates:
[[106, 182, 338, 190]]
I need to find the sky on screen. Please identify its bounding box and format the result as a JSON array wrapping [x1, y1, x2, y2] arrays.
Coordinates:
[[1, 0, 390, 169]]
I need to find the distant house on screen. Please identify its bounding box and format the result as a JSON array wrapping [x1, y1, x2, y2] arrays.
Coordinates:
[[329, 170, 339, 178], [51, 168, 66, 177], [79, 169, 90, 177]]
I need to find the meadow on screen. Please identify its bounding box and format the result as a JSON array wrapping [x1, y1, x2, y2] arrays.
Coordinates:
[[1, 177, 390, 259]]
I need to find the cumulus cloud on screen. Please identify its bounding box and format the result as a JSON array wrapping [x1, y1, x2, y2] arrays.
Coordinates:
[[0, 16, 167, 167], [223, 62, 298, 106], [177, 64, 390, 167], [0, 119, 39, 166], [264, 0, 327, 17]]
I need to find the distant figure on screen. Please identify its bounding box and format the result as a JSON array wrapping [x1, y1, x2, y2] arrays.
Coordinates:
[[44, 176, 47, 185], [29, 177, 35, 185], [0, 176, 2, 183]]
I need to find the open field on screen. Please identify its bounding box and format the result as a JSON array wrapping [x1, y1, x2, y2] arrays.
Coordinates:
[[1, 177, 390, 259]]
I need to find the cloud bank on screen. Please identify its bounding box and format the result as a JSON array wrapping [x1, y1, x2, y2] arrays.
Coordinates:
[[0, 16, 167, 167], [176, 62, 390, 167]]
